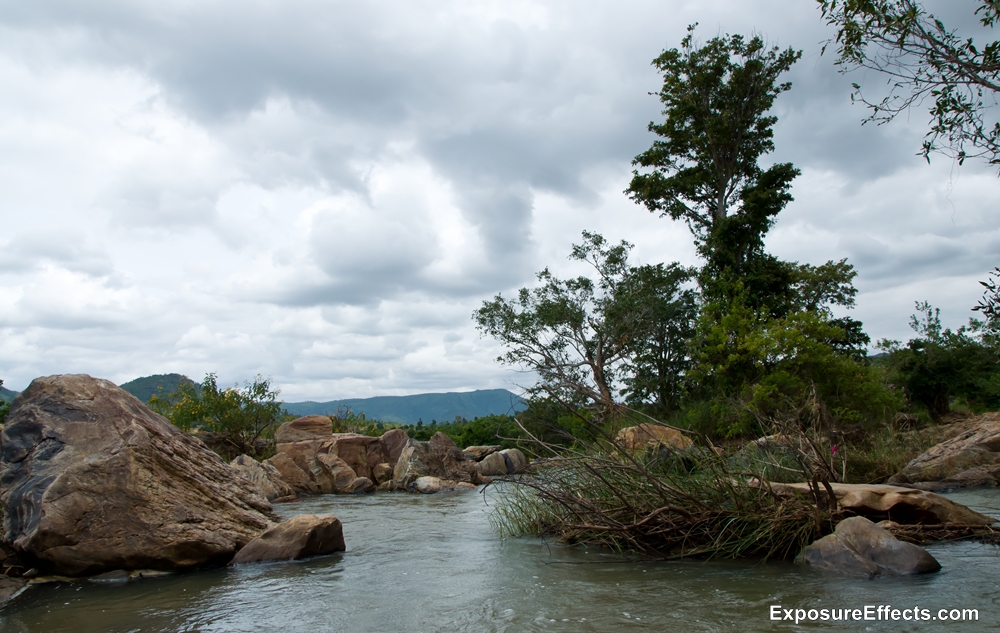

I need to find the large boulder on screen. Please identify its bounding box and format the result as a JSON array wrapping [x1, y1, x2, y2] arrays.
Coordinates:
[[797, 516, 941, 577], [273, 434, 382, 495], [316, 454, 373, 494], [767, 482, 993, 526], [231, 514, 345, 564], [274, 416, 333, 443], [889, 413, 1000, 489], [393, 432, 483, 489], [476, 448, 528, 477], [616, 423, 693, 452], [230, 455, 295, 501], [0, 375, 277, 576]]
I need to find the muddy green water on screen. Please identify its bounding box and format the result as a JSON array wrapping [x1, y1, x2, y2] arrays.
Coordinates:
[[0, 488, 997, 632]]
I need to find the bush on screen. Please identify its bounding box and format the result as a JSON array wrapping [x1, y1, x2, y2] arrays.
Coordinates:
[[150, 373, 283, 460], [878, 302, 1000, 418]]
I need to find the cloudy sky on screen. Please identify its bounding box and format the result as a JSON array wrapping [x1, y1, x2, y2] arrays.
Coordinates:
[[0, 0, 996, 399]]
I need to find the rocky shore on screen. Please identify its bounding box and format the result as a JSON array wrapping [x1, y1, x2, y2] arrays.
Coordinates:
[[0, 373, 996, 603]]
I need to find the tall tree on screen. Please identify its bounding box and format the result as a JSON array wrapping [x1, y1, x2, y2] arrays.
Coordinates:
[[818, 0, 1000, 169], [627, 26, 801, 312]]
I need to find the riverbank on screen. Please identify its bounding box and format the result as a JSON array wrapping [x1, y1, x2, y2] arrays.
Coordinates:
[[0, 487, 996, 632]]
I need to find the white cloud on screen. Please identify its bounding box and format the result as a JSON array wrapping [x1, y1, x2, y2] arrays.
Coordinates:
[[0, 0, 996, 398]]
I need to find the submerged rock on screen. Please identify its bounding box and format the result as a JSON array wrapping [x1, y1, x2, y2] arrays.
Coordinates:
[[889, 412, 1000, 490], [797, 516, 941, 577], [767, 482, 993, 526], [411, 476, 477, 494], [231, 514, 345, 564], [0, 374, 277, 577], [0, 576, 26, 606]]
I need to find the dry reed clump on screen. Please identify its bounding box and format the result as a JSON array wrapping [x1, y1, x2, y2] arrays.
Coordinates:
[[489, 440, 843, 561]]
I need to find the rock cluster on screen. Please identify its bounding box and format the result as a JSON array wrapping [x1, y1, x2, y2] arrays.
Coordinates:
[[889, 412, 1000, 490], [244, 420, 523, 497], [797, 516, 941, 577]]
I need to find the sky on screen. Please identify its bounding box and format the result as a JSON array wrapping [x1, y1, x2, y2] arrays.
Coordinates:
[[0, 0, 997, 399]]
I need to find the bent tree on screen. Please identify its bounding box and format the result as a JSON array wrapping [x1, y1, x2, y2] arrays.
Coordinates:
[[473, 232, 696, 420]]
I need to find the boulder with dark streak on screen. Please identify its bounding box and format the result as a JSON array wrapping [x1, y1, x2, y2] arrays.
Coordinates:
[[0, 374, 277, 577]]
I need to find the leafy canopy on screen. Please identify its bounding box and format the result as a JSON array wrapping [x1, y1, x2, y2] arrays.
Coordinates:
[[0, 379, 9, 426], [818, 0, 1000, 169], [627, 25, 801, 252]]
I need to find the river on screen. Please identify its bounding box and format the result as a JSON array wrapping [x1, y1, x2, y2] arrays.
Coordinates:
[[0, 488, 996, 632]]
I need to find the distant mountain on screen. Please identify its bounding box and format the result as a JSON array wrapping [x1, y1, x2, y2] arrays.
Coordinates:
[[119, 373, 198, 403], [0, 386, 18, 404], [283, 389, 527, 424]]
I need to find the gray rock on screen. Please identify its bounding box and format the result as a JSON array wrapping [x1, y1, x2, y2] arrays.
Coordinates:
[[476, 451, 509, 476], [0, 576, 26, 606], [797, 516, 941, 577], [500, 448, 528, 473]]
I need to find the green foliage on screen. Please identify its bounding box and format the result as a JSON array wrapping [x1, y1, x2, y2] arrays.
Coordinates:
[[474, 231, 696, 417], [150, 372, 284, 459], [627, 24, 802, 307], [685, 293, 899, 437], [877, 302, 1000, 418], [974, 267, 1000, 322], [818, 0, 1000, 168], [0, 380, 9, 426]]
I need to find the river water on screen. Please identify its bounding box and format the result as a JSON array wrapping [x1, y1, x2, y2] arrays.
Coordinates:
[[0, 488, 996, 632]]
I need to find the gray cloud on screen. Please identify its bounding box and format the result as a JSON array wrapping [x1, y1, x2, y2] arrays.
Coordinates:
[[0, 0, 996, 397]]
